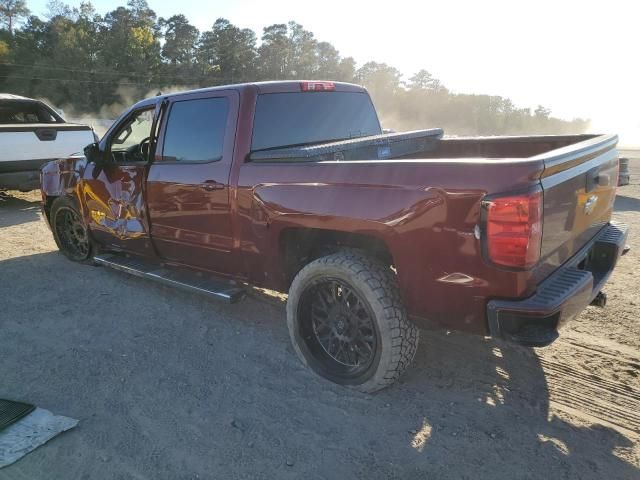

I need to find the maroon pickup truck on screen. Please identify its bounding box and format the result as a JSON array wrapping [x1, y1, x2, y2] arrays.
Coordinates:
[[40, 81, 629, 392]]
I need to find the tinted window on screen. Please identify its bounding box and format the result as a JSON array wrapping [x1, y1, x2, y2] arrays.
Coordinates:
[[251, 92, 381, 151], [0, 100, 60, 124], [162, 97, 229, 162]]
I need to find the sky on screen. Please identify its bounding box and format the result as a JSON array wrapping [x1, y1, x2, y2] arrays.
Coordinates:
[[27, 0, 640, 146]]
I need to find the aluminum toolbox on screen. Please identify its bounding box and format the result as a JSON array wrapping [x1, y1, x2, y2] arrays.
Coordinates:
[[249, 128, 444, 162]]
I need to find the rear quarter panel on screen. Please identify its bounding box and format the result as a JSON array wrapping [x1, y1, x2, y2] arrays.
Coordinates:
[[236, 159, 545, 334]]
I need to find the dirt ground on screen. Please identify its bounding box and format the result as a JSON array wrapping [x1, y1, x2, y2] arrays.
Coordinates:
[[1, 158, 639, 480]]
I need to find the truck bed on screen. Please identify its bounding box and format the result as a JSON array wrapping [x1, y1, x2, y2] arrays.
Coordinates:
[[408, 134, 600, 159], [237, 132, 618, 333], [248, 132, 600, 162]]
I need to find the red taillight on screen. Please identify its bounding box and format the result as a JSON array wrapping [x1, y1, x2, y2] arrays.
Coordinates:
[[300, 81, 335, 92], [485, 190, 543, 269]]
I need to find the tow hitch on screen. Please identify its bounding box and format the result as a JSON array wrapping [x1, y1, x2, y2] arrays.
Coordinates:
[[590, 291, 607, 308]]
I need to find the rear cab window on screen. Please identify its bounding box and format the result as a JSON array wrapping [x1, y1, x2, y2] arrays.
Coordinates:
[[0, 100, 62, 124], [161, 97, 229, 163], [251, 91, 381, 153]]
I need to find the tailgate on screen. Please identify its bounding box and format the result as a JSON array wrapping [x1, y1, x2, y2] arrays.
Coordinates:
[[536, 134, 619, 268], [0, 123, 94, 167]]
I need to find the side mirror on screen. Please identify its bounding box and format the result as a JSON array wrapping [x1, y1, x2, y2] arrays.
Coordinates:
[[84, 142, 105, 166]]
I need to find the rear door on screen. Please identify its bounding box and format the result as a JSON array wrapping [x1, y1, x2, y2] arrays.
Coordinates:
[[146, 89, 238, 275], [537, 134, 619, 269]]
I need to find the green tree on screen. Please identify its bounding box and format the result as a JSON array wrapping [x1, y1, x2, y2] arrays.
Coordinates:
[[159, 14, 198, 65], [314, 42, 355, 81], [257, 22, 319, 80], [356, 62, 402, 94], [197, 18, 256, 84], [336, 57, 356, 82], [99, 1, 161, 89], [314, 41, 340, 78], [5, 2, 105, 110], [0, 1, 591, 135], [286, 21, 316, 78], [534, 105, 551, 118], [408, 69, 443, 92], [0, 0, 29, 35], [257, 23, 289, 80]]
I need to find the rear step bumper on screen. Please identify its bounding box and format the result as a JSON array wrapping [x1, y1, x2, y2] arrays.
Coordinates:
[[487, 222, 629, 347], [93, 253, 246, 303]]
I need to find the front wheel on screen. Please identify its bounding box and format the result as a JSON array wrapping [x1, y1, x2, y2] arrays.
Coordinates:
[[286, 251, 419, 393], [50, 196, 95, 263]]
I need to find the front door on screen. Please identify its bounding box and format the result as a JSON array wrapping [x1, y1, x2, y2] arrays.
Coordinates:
[[82, 104, 158, 254], [146, 90, 238, 275]]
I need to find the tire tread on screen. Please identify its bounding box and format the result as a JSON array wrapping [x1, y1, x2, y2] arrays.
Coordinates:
[[287, 250, 419, 393]]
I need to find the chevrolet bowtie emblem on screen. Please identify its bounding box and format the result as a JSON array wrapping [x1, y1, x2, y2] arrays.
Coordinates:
[[584, 195, 598, 215]]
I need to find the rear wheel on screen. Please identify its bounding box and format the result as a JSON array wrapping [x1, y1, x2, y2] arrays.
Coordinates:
[[287, 251, 419, 393], [50, 197, 94, 263]]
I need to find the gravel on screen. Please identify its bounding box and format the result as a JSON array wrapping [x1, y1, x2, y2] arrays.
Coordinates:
[[0, 157, 638, 479]]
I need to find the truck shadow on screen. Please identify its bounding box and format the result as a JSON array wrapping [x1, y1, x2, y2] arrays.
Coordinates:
[[395, 330, 639, 478], [614, 194, 640, 213], [0, 251, 637, 479], [0, 192, 41, 228]]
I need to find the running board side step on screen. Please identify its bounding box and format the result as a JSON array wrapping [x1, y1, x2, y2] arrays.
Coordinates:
[[93, 254, 246, 304]]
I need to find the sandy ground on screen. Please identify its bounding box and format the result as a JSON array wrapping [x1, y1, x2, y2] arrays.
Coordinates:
[[0, 159, 639, 479]]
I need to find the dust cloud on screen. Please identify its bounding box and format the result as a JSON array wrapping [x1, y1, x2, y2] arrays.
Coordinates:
[[40, 82, 637, 148], [46, 83, 196, 137]]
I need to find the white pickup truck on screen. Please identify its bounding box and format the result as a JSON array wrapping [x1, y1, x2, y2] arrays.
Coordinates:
[[0, 94, 96, 191]]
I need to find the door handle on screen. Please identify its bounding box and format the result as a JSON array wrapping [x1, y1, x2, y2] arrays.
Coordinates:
[[200, 180, 225, 191]]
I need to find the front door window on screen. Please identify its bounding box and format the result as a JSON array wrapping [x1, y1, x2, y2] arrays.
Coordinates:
[[110, 108, 154, 163]]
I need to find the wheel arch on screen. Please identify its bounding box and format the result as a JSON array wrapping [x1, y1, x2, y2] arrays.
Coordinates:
[[279, 226, 395, 288]]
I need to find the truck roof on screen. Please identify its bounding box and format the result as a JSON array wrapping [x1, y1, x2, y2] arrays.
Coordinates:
[[130, 81, 367, 110]]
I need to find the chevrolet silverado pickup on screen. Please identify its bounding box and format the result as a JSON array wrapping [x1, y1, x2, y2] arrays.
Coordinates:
[[40, 81, 629, 392], [0, 94, 96, 191]]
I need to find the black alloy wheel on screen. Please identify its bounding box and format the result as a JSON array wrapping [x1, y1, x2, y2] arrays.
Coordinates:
[[300, 277, 378, 378], [52, 200, 92, 262]]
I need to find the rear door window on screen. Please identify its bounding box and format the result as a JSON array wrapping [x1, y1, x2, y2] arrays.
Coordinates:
[[251, 92, 381, 151], [161, 97, 229, 163]]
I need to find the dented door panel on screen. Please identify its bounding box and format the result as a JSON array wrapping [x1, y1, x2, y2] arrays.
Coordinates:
[[81, 161, 151, 254]]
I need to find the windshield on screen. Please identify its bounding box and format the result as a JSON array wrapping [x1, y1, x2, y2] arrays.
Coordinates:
[[251, 91, 381, 151]]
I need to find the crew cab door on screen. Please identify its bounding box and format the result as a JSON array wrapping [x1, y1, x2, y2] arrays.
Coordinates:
[[146, 90, 238, 275], [82, 103, 160, 253]]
